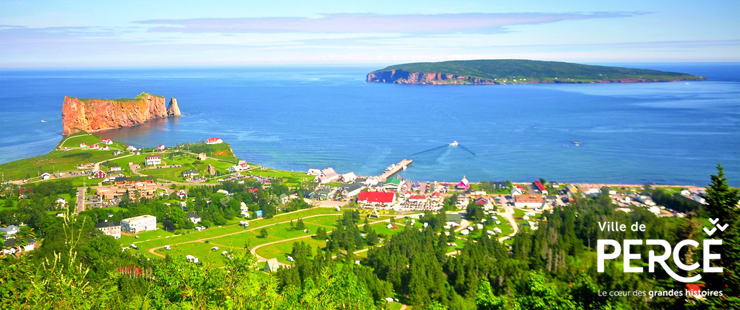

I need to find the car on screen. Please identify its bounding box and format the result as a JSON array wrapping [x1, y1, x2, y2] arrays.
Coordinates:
[[205, 240, 210, 244]]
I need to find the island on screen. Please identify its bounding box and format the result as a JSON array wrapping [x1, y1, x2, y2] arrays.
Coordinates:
[[62, 92, 181, 135], [366, 59, 707, 85]]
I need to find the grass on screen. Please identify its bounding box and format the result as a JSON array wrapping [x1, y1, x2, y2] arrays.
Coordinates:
[[0, 149, 119, 181], [247, 168, 311, 187], [121, 207, 341, 260]]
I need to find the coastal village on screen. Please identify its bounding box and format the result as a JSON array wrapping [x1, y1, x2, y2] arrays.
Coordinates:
[[0, 133, 710, 262]]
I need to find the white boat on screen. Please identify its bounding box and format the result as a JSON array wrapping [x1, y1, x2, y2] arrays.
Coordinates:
[[41, 120, 46, 123], [449, 141, 458, 147]]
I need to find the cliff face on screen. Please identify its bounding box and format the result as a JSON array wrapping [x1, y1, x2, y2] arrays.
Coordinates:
[[62, 92, 173, 135], [366, 70, 500, 85], [167, 98, 181, 116]]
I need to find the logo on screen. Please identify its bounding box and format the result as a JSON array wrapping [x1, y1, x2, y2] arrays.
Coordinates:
[[597, 220, 725, 283]]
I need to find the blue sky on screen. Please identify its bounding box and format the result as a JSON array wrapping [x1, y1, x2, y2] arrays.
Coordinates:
[[1, 0, 738, 68]]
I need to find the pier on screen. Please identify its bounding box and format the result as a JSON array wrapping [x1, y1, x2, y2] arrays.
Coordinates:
[[378, 159, 412, 181]]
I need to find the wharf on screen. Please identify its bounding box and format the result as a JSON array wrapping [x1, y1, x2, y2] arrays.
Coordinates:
[[378, 159, 412, 181]]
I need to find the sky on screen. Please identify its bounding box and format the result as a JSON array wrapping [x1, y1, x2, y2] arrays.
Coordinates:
[[0, 0, 738, 68]]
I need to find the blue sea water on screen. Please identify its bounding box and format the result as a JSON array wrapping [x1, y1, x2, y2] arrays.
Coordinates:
[[0, 63, 738, 186]]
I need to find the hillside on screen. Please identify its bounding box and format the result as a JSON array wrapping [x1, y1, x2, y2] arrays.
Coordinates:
[[366, 59, 707, 85]]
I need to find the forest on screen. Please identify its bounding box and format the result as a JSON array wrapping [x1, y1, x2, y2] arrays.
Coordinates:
[[0, 166, 737, 309]]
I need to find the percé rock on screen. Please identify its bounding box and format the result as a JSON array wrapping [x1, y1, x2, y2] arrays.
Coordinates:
[[62, 92, 174, 135], [167, 98, 181, 116]]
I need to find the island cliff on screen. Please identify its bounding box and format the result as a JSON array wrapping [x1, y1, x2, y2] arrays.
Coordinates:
[[62, 92, 179, 135], [167, 98, 181, 117], [367, 59, 707, 85]]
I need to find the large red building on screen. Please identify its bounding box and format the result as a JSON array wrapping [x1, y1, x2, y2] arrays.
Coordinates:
[[358, 191, 396, 205]]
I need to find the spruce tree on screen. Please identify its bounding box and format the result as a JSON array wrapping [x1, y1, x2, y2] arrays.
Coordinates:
[[703, 164, 740, 307]]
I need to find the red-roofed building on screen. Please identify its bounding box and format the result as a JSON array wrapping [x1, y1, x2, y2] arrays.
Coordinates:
[[100, 138, 113, 145], [79, 142, 87, 148], [248, 188, 259, 193], [89, 144, 99, 150], [91, 170, 107, 179], [206, 137, 223, 145], [156, 145, 166, 151], [358, 191, 395, 206], [409, 195, 427, 203], [533, 180, 548, 195], [430, 192, 441, 201]]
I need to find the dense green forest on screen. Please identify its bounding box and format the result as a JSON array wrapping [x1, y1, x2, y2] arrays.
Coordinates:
[[369, 59, 706, 83], [0, 166, 737, 309]]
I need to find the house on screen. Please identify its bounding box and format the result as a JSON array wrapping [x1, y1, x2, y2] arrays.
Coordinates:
[[255, 210, 264, 218], [307, 168, 321, 176], [408, 195, 427, 203], [206, 137, 223, 145], [340, 172, 357, 183], [101, 145, 109, 151], [314, 188, 332, 200], [145, 155, 162, 166], [0, 225, 20, 237], [121, 215, 157, 233], [264, 258, 280, 272], [56, 197, 67, 207], [187, 212, 201, 224], [89, 144, 100, 150], [430, 192, 441, 201], [279, 194, 289, 204], [228, 165, 243, 173], [110, 166, 122, 173], [197, 153, 207, 161], [100, 138, 113, 145], [182, 170, 199, 178], [533, 180, 548, 195], [240, 202, 251, 218], [95, 221, 121, 239], [316, 167, 339, 184], [126, 145, 138, 152], [91, 170, 107, 179], [473, 196, 494, 210], [456, 176, 470, 191], [79, 142, 87, 148], [357, 191, 396, 206], [176, 190, 187, 199], [1, 238, 37, 256], [515, 195, 543, 208], [339, 183, 365, 198], [40, 172, 51, 180], [238, 160, 248, 168], [511, 186, 523, 196], [156, 145, 166, 151]]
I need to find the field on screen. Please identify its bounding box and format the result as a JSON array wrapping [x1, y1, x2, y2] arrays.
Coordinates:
[[246, 168, 312, 186], [122, 207, 342, 263], [0, 149, 118, 181]]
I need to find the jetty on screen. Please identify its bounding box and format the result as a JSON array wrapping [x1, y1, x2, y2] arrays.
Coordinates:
[[378, 159, 412, 181]]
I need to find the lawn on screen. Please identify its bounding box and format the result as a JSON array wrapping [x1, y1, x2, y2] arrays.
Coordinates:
[[0, 149, 119, 181], [122, 207, 341, 259], [246, 168, 311, 187]]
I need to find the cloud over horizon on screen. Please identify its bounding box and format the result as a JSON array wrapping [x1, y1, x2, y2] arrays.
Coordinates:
[[135, 12, 644, 34]]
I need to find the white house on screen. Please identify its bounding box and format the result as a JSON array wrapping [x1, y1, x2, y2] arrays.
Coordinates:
[[511, 186, 523, 196], [187, 212, 201, 224], [79, 142, 87, 148], [206, 137, 223, 145], [228, 165, 243, 172], [110, 166, 122, 173], [156, 145, 166, 151], [145, 155, 162, 166], [340, 172, 357, 183], [240, 202, 251, 218], [40, 172, 51, 180], [316, 167, 339, 184], [121, 215, 157, 233], [307, 168, 321, 176]]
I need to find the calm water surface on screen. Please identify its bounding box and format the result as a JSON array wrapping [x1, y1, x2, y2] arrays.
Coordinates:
[[0, 63, 738, 186]]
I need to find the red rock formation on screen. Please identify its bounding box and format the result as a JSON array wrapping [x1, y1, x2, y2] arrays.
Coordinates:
[[62, 92, 172, 135]]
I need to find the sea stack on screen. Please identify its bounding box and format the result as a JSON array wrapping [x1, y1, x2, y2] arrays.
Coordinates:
[[167, 98, 181, 117], [62, 92, 168, 135]]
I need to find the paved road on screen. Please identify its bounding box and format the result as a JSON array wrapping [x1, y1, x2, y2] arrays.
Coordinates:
[[497, 206, 519, 242]]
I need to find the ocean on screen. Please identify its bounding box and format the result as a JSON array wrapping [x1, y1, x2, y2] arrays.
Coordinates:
[[0, 63, 738, 186]]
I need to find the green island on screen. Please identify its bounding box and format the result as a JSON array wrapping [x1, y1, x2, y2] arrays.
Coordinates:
[[0, 133, 737, 310], [366, 59, 708, 85]]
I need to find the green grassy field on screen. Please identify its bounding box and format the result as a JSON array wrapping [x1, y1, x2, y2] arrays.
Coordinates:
[[0, 149, 120, 181], [246, 168, 310, 187]]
